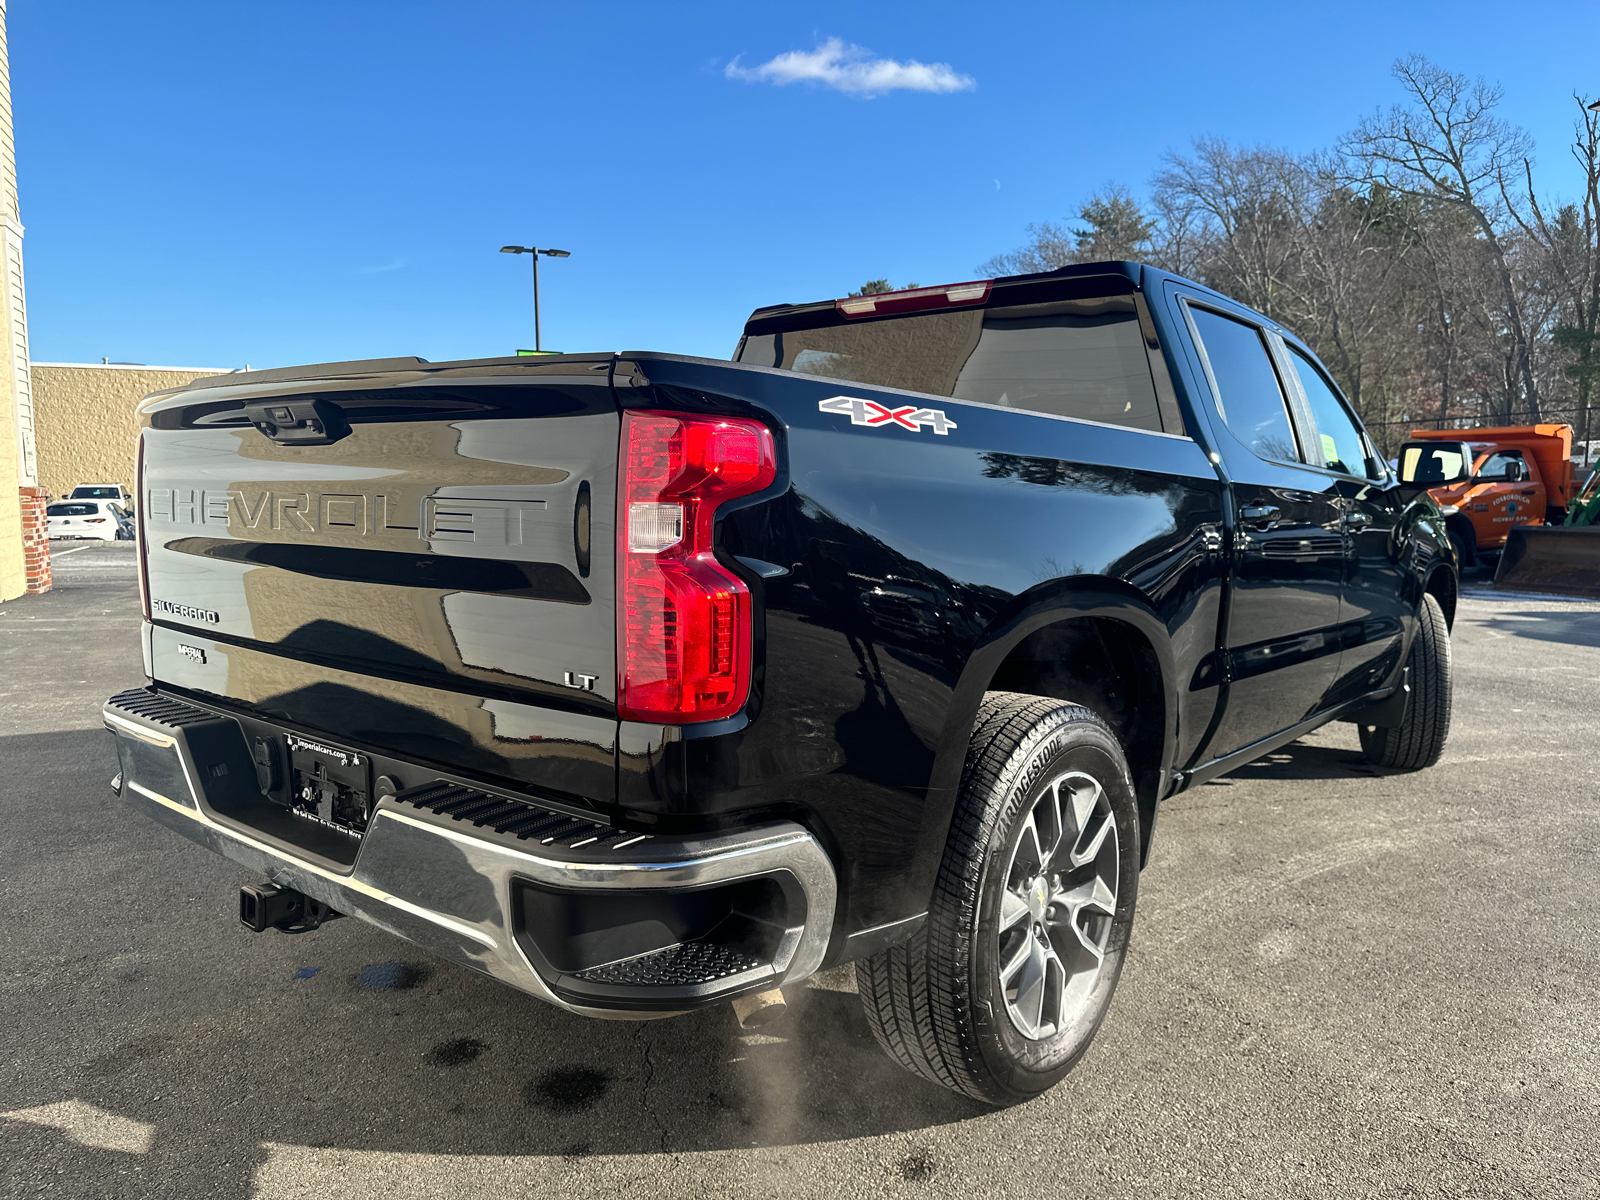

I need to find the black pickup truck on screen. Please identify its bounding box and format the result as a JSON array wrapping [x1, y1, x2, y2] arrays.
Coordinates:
[[104, 260, 1465, 1105]]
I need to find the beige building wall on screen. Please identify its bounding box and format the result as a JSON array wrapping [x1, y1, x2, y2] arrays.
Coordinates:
[[32, 364, 233, 500], [0, 0, 33, 602]]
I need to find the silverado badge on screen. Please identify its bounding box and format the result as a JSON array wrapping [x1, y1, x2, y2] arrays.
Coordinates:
[[818, 396, 957, 435]]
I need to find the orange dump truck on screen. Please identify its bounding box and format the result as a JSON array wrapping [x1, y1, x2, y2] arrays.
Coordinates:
[[1408, 424, 1582, 566]]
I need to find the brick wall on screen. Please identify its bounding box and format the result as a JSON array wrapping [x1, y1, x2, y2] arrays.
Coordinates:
[[20, 484, 49, 593]]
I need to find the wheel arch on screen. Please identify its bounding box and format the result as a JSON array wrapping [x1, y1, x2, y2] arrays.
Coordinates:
[[985, 616, 1167, 857], [908, 578, 1178, 908]]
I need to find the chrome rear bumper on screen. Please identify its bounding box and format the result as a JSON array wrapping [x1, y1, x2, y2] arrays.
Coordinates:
[[104, 689, 836, 1018]]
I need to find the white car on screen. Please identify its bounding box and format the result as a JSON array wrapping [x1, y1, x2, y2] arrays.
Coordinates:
[[47, 499, 131, 541], [67, 483, 134, 508]]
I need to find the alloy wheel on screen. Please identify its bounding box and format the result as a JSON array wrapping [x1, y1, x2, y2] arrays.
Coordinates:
[[996, 770, 1120, 1040]]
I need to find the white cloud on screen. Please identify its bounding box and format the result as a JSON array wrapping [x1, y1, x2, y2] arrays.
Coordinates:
[[357, 259, 406, 274], [725, 38, 974, 98]]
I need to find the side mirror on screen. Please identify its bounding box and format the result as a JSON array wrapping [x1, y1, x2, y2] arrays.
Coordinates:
[[1397, 440, 1473, 498]]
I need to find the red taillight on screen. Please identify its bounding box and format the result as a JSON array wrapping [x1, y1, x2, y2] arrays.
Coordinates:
[[136, 432, 151, 621], [617, 410, 776, 723]]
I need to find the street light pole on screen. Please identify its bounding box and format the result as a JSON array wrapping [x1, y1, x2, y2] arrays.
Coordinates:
[[500, 244, 571, 352], [532, 248, 543, 350]]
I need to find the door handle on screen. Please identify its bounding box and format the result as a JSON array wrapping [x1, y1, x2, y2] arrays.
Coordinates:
[[1239, 505, 1281, 529], [1520, 488, 1536, 496], [1342, 511, 1372, 529]]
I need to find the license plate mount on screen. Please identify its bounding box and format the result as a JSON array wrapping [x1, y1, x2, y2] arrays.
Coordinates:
[[285, 733, 372, 839]]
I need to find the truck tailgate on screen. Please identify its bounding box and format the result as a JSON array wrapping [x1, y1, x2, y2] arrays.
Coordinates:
[[139, 356, 620, 799]]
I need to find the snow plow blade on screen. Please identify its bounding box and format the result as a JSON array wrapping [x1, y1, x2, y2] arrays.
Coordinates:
[[1493, 527, 1600, 598]]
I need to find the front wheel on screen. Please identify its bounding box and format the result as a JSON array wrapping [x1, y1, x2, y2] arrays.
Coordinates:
[[1359, 592, 1452, 770], [856, 693, 1141, 1105]]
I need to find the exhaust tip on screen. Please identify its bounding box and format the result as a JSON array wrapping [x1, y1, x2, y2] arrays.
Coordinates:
[[731, 987, 787, 1030]]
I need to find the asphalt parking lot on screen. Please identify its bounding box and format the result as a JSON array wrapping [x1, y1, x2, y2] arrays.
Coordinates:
[[2, 541, 1597, 1199]]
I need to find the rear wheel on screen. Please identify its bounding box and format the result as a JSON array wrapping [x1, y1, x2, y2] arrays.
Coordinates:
[[1359, 593, 1452, 770], [855, 693, 1140, 1105]]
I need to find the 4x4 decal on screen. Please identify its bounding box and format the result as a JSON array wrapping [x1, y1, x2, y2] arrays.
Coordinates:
[[818, 396, 958, 435]]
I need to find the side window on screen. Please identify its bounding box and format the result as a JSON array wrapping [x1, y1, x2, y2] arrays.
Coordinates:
[[1286, 346, 1375, 478], [1187, 306, 1300, 463], [1479, 449, 1527, 482]]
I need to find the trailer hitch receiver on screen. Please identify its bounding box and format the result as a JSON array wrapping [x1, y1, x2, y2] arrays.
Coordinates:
[[239, 883, 341, 934]]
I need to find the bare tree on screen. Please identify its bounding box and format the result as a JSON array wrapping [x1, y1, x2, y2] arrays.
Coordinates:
[[980, 222, 1075, 276], [1515, 96, 1600, 447], [971, 58, 1594, 450], [1152, 139, 1303, 320], [1152, 141, 1416, 419], [1282, 164, 1413, 419], [1405, 197, 1491, 425], [980, 185, 1156, 276], [1346, 55, 1543, 419]]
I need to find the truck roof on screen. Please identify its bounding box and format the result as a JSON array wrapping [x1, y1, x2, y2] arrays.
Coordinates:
[[741, 261, 1159, 336]]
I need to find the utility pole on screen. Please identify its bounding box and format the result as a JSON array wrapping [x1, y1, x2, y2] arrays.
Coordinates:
[[499, 244, 570, 351]]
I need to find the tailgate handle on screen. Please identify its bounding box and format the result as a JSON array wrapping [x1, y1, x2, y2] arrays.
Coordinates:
[[244, 398, 352, 446]]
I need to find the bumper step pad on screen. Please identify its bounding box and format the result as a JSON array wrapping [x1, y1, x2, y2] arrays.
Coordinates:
[[572, 940, 766, 987], [108, 687, 223, 730], [393, 780, 651, 851]]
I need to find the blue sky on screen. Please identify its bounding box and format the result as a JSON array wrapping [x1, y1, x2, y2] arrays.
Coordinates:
[[14, 1, 1600, 369]]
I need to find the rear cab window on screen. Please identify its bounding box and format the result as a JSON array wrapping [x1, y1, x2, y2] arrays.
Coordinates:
[[48, 503, 100, 516], [737, 281, 1182, 435]]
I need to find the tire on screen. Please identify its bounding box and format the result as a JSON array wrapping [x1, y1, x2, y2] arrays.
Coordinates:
[[1359, 592, 1452, 770], [1447, 527, 1473, 572], [855, 692, 1141, 1105]]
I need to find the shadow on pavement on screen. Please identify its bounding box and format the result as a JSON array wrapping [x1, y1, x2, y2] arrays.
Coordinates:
[[0, 725, 989, 1200], [1209, 737, 1384, 783], [1475, 608, 1600, 649]]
